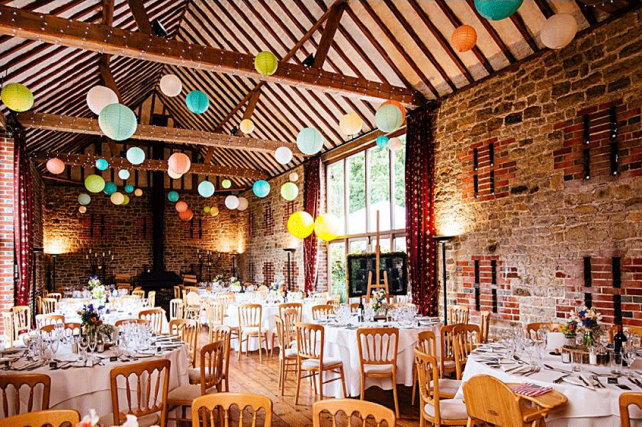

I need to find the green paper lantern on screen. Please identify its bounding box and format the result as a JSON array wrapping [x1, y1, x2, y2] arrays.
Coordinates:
[[198, 180, 215, 198], [125, 184, 134, 193], [122, 195, 130, 205], [95, 158, 109, 171], [126, 147, 145, 165], [221, 179, 232, 189], [253, 180, 270, 198], [186, 90, 209, 114], [296, 127, 324, 155], [204, 206, 211, 214], [376, 135, 389, 149], [474, 0, 523, 20], [104, 182, 117, 195], [85, 174, 106, 193], [280, 182, 298, 201], [98, 103, 137, 141], [78, 193, 91, 206], [255, 51, 278, 76], [375, 104, 403, 133], [1, 83, 33, 112], [168, 191, 179, 202]]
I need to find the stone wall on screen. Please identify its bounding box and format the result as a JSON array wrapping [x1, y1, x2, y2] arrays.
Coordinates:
[[0, 135, 13, 323], [434, 9, 642, 328]]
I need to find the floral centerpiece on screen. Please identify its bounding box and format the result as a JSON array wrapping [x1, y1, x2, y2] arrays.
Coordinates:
[[269, 281, 284, 293], [370, 289, 389, 316], [88, 275, 101, 289], [78, 304, 113, 340], [229, 277, 242, 292], [562, 305, 603, 347], [87, 275, 106, 302]]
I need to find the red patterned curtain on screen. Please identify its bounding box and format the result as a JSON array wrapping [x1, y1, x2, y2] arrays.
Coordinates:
[[303, 156, 321, 293], [13, 132, 33, 306], [405, 108, 438, 316]]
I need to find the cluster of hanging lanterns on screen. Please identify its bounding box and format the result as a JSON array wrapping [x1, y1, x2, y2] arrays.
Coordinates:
[[287, 212, 342, 242]]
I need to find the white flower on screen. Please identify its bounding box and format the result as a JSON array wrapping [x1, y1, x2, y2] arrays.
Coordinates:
[[81, 409, 99, 426], [119, 414, 139, 427]]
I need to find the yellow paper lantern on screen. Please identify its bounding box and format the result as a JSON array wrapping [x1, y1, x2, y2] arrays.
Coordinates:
[[79, 206, 87, 214], [451, 25, 477, 53], [134, 188, 143, 197], [240, 119, 255, 134], [314, 214, 342, 241], [287, 211, 315, 239], [1, 83, 34, 112], [255, 51, 278, 76], [339, 112, 363, 136], [168, 169, 183, 180], [111, 192, 124, 205], [210, 206, 219, 217]]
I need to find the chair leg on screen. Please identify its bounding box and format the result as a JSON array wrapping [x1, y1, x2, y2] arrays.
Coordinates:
[[271, 334, 275, 357], [360, 373, 366, 400], [318, 369, 324, 401], [392, 371, 400, 419], [466, 418, 474, 427], [295, 364, 302, 405], [258, 334, 263, 362], [419, 411, 426, 427], [339, 366, 347, 398], [238, 332, 242, 361], [411, 365, 417, 405]]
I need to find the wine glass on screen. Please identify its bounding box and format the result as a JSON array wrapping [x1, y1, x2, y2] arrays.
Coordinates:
[[49, 337, 60, 362], [78, 337, 89, 363], [625, 343, 638, 376], [88, 333, 98, 355]]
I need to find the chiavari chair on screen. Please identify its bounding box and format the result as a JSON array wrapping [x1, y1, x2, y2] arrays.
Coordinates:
[[525, 322, 564, 340], [274, 316, 297, 396], [608, 325, 642, 343], [210, 325, 232, 392], [46, 293, 62, 302], [0, 409, 79, 427], [191, 393, 273, 427], [169, 319, 199, 370], [114, 318, 150, 327], [174, 285, 183, 300], [39, 298, 57, 315], [480, 310, 491, 343], [170, 298, 184, 320], [447, 305, 469, 325], [147, 291, 156, 307], [238, 304, 268, 362], [138, 308, 164, 335], [271, 302, 303, 355], [63, 322, 81, 337], [452, 324, 480, 380], [439, 325, 457, 378], [35, 314, 64, 330], [132, 290, 146, 299], [312, 399, 395, 427], [620, 393, 642, 427], [206, 302, 225, 338], [350, 302, 360, 313], [117, 284, 132, 294], [311, 304, 335, 320], [12, 307, 31, 340], [412, 330, 460, 404], [184, 292, 202, 322], [0, 373, 51, 418], [215, 292, 236, 307]]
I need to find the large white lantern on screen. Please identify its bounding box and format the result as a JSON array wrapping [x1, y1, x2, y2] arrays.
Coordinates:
[[274, 146, 293, 165], [339, 112, 363, 136], [540, 14, 578, 50], [160, 74, 182, 97], [225, 195, 239, 210], [86, 85, 118, 115]]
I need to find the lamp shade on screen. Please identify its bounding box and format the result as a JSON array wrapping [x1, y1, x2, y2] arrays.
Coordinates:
[[376, 135, 389, 149], [160, 74, 182, 97], [134, 188, 143, 197], [474, 0, 523, 20], [86, 85, 118, 115], [111, 192, 124, 205], [274, 146, 292, 165], [314, 213, 342, 241], [1, 83, 34, 112], [79, 206, 87, 214], [126, 147, 145, 165], [46, 158, 65, 175], [280, 182, 298, 201], [179, 209, 194, 221], [85, 174, 106, 193], [255, 51, 278, 76], [78, 193, 91, 206], [388, 137, 402, 152], [104, 181, 117, 195], [375, 104, 403, 133], [287, 211, 314, 239], [175, 201, 188, 213], [186, 90, 209, 114], [95, 158, 109, 171], [225, 195, 239, 209], [452, 25, 478, 52], [168, 191, 179, 202], [124, 184, 134, 193], [381, 100, 406, 123], [122, 195, 130, 206], [297, 127, 324, 155], [237, 197, 249, 211], [118, 169, 131, 180], [240, 119, 255, 134], [540, 14, 578, 50], [253, 180, 270, 198], [198, 180, 215, 198], [289, 172, 299, 182], [210, 206, 220, 216], [221, 179, 231, 189], [339, 112, 363, 136], [99, 103, 137, 141], [168, 152, 191, 175], [168, 169, 182, 179]]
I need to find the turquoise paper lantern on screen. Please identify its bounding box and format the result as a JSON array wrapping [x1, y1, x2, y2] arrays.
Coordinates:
[[126, 147, 145, 165], [376, 135, 389, 149], [118, 169, 130, 180], [253, 180, 270, 198], [98, 103, 137, 141], [296, 127, 324, 155], [375, 104, 403, 133], [186, 90, 209, 114], [168, 191, 179, 202], [78, 193, 91, 206], [198, 180, 215, 198], [104, 182, 117, 195], [95, 158, 109, 171], [85, 174, 105, 193], [474, 0, 523, 21], [124, 184, 134, 193]]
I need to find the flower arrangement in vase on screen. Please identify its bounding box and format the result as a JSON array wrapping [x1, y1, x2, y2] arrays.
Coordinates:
[[370, 289, 389, 317], [229, 277, 242, 292], [78, 304, 113, 340], [562, 305, 603, 347]]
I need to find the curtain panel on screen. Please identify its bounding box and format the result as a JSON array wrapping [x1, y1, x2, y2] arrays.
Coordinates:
[[13, 132, 33, 306], [303, 156, 321, 293]]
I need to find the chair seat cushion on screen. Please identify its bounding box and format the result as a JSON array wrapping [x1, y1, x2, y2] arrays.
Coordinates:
[[284, 348, 298, 358], [241, 326, 262, 335], [364, 364, 394, 374], [188, 367, 211, 383], [442, 360, 456, 369], [431, 378, 462, 397], [302, 356, 342, 369], [423, 399, 468, 421], [168, 384, 216, 403], [98, 412, 160, 427]]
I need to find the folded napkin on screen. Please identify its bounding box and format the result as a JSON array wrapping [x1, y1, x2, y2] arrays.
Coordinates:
[[513, 383, 553, 397]]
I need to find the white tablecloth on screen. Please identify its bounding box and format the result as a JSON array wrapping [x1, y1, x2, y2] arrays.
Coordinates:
[[457, 345, 642, 427]]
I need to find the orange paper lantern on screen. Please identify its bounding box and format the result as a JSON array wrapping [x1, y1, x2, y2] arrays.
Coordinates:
[[175, 201, 188, 213], [46, 158, 65, 175], [381, 100, 406, 124], [168, 152, 191, 175], [451, 25, 477, 53], [179, 209, 194, 221]]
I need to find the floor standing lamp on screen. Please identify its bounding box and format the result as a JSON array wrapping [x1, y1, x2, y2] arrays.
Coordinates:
[[50, 254, 58, 293], [433, 236, 454, 325]]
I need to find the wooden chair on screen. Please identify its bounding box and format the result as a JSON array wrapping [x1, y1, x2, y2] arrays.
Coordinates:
[[12, 306, 31, 338], [414, 349, 468, 427], [238, 304, 268, 362], [0, 373, 51, 418], [63, 322, 81, 336], [100, 359, 170, 427], [295, 323, 347, 404], [215, 292, 236, 307], [0, 409, 79, 427], [191, 392, 273, 427], [480, 311, 491, 343], [412, 330, 460, 404], [620, 392, 642, 427], [311, 304, 335, 320], [271, 302, 303, 355], [447, 305, 469, 325], [169, 319, 199, 369], [350, 302, 360, 313], [35, 314, 64, 330], [147, 291, 156, 307], [174, 285, 183, 299], [115, 318, 150, 327], [274, 316, 297, 396], [525, 322, 564, 339], [357, 327, 400, 417], [206, 302, 225, 340], [46, 293, 62, 303], [138, 308, 164, 335], [313, 399, 395, 427], [439, 325, 457, 378], [132, 289, 146, 299], [209, 325, 232, 392], [608, 325, 642, 343], [282, 309, 300, 348], [117, 284, 132, 294], [170, 298, 184, 320], [452, 324, 480, 380]]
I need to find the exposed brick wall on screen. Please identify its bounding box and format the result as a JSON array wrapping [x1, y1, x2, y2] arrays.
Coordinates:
[[0, 136, 13, 324]]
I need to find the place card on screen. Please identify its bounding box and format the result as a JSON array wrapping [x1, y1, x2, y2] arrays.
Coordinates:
[[608, 377, 619, 384], [48, 361, 57, 369], [109, 356, 118, 362]]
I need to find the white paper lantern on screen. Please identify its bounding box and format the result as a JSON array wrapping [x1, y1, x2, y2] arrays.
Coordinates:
[[160, 74, 182, 97], [274, 146, 293, 165], [168, 169, 183, 179], [118, 169, 130, 180], [225, 195, 239, 210], [339, 112, 363, 136], [388, 137, 402, 152], [289, 172, 299, 182], [86, 85, 118, 115], [237, 197, 249, 211], [540, 14, 578, 50]]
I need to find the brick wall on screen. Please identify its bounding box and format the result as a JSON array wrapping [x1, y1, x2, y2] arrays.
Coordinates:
[[0, 136, 13, 322]]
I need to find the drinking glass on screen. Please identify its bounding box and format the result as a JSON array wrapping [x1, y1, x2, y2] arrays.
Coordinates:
[[88, 333, 98, 355], [624, 343, 637, 374], [610, 349, 624, 375], [78, 337, 89, 363], [49, 337, 59, 361]]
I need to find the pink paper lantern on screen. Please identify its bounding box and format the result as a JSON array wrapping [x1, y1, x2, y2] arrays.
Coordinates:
[[175, 201, 188, 213], [168, 152, 191, 175], [46, 158, 65, 175]]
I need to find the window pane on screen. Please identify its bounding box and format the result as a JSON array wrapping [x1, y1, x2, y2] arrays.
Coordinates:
[[327, 161, 345, 235], [393, 136, 406, 230], [349, 239, 367, 254], [376, 238, 391, 253], [368, 146, 391, 232], [347, 152, 366, 234], [329, 242, 346, 297], [395, 236, 406, 252]]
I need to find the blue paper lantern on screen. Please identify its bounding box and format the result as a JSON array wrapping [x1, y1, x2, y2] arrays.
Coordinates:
[[375, 104, 403, 133], [104, 182, 117, 195], [98, 103, 137, 141], [95, 158, 109, 171], [168, 191, 179, 202], [474, 0, 523, 21], [118, 169, 130, 180], [296, 127, 324, 155], [253, 180, 270, 198], [125, 184, 134, 193], [78, 193, 91, 206], [198, 180, 215, 198], [376, 135, 389, 149], [126, 147, 145, 165], [186, 90, 209, 114]]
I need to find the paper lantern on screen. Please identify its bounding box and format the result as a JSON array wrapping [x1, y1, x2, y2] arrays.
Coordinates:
[[111, 192, 124, 205], [474, 0, 523, 21], [375, 104, 403, 133], [99, 103, 137, 141], [210, 206, 220, 216], [168, 152, 191, 175], [540, 14, 578, 50], [126, 147, 145, 165], [46, 158, 65, 175], [253, 180, 270, 198], [376, 135, 389, 149], [297, 128, 324, 155], [274, 146, 292, 165], [289, 172, 299, 182], [314, 213, 342, 241], [225, 195, 239, 210], [198, 180, 215, 198], [124, 184, 134, 193], [78, 193, 91, 206], [118, 169, 131, 180], [168, 191, 179, 202], [287, 211, 314, 239], [388, 137, 402, 152], [160, 74, 182, 97], [175, 201, 188, 213], [122, 195, 130, 206], [168, 169, 182, 180], [240, 119, 255, 134], [382, 100, 407, 124], [104, 182, 117, 195], [255, 51, 278, 76], [86, 85, 118, 115], [1, 83, 34, 112], [186, 90, 209, 114], [451, 25, 477, 52], [221, 179, 231, 189], [134, 188, 143, 197], [339, 112, 363, 136], [281, 182, 298, 201], [79, 206, 87, 214], [204, 206, 211, 214], [179, 209, 194, 221], [95, 158, 109, 171], [85, 174, 106, 193], [237, 197, 249, 211]]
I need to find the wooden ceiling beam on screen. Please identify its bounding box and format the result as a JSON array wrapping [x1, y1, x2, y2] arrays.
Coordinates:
[[242, 88, 261, 121], [125, 0, 152, 34], [534, 0, 555, 19], [576, 0, 598, 25], [510, 10, 539, 53], [0, 6, 419, 106], [465, 0, 516, 64], [313, 1, 346, 68]]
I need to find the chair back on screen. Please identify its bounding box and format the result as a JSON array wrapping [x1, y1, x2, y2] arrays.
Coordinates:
[[206, 301, 225, 326], [169, 298, 184, 320], [620, 392, 642, 427], [132, 290, 145, 299], [313, 399, 395, 427], [186, 291, 201, 307], [439, 324, 456, 375], [349, 303, 360, 313], [414, 349, 443, 425], [35, 314, 64, 330], [216, 293, 236, 307], [608, 325, 642, 343], [108, 359, 170, 427], [0, 373, 51, 417], [311, 304, 335, 320], [117, 284, 132, 294], [448, 305, 469, 325], [296, 323, 324, 362], [191, 393, 272, 427], [46, 293, 62, 302], [239, 304, 262, 329], [147, 291, 156, 307], [211, 325, 232, 383], [114, 319, 150, 327], [173, 285, 183, 299], [463, 375, 529, 427], [452, 324, 480, 379], [169, 319, 199, 367], [357, 327, 399, 367], [138, 308, 164, 334], [274, 317, 288, 360], [0, 409, 79, 427], [12, 306, 31, 336], [282, 309, 299, 347], [480, 310, 491, 343], [278, 302, 302, 320], [63, 322, 81, 336], [199, 341, 226, 394], [417, 330, 438, 356], [525, 322, 563, 339]]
